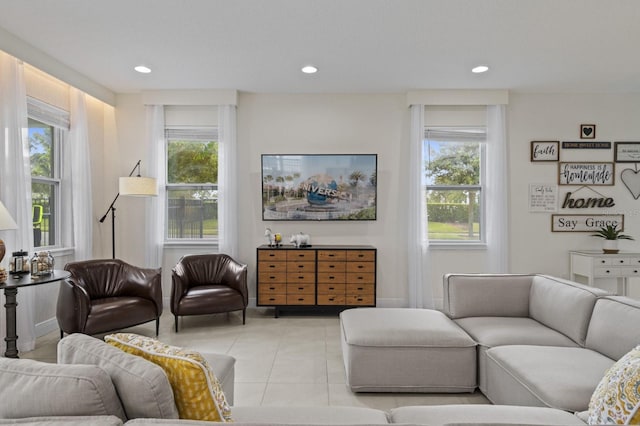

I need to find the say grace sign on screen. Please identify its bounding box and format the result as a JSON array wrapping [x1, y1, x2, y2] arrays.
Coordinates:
[[551, 214, 624, 232]]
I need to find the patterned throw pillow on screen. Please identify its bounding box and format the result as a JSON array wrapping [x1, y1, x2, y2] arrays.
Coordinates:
[[588, 344, 640, 425], [105, 333, 232, 422]]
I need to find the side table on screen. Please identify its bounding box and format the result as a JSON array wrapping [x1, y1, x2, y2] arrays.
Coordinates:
[[569, 250, 640, 296], [0, 269, 70, 358]]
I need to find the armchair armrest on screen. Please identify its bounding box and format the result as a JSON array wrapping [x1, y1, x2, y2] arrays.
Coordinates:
[[221, 260, 248, 304], [443, 273, 534, 319], [56, 278, 91, 334], [120, 265, 163, 315]]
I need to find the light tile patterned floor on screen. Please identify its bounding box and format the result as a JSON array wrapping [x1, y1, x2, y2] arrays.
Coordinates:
[[21, 309, 489, 409]]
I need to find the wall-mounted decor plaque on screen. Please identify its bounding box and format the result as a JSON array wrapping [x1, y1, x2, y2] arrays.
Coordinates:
[[558, 162, 614, 186]]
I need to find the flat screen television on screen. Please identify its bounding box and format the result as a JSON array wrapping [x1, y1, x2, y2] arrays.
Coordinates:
[[261, 154, 377, 221]]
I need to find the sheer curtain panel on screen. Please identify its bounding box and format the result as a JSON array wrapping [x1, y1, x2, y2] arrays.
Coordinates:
[[486, 105, 509, 272], [0, 51, 36, 352], [218, 105, 239, 258], [408, 104, 433, 309], [63, 87, 93, 260], [145, 105, 165, 268]]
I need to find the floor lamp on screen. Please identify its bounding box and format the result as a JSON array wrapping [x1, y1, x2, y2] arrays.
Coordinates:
[[99, 160, 158, 259]]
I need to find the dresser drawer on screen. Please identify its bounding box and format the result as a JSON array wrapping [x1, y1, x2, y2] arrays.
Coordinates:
[[345, 294, 375, 306], [317, 283, 346, 293], [317, 250, 347, 261], [346, 262, 375, 273], [286, 272, 315, 284], [258, 272, 286, 283], [346, 272, 375, 284], [594, 267, 620, 277], [347, 283, 374, 294], [317, 272, 346, 284], [258, 282, 286, 293], [317, 262, 346, 273], [287, 283, 315, 294], [619, 266, 640, 277], [346, 250, 375, 262], [287, 295, 315, 305], [258, 293, 287, 305], [258, 250, 287, 262], [287, 250, 316, 261], [259, 261, 286, 273], [317, 294, 346, 305], [287, 261, 315, 272]]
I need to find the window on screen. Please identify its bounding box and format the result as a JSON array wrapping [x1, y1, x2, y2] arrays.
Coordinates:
[[28, 98, 68, 248], [423, 128, 486, 243], [165, 128, 218, 240]]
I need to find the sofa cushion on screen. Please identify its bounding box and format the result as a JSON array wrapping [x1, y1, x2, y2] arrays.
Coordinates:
[[485, 345, 614, 412], [0, 416, 123, 425], [57, 333, 178, 420], [0, 358, 126, 421], [105, 333, 232, 422], [454, 317, 579, 348], [529, 275, 607, 346], [443, 273, 533, 319], [587, 344, 640, 425], [585, 296, 640, 361], [390, 405, 585, 426]]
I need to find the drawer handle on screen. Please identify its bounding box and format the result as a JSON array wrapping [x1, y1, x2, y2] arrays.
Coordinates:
[[329, 298, 335, 301], [269, 286, 276, 290], [601, 260, 606, 264], [329, 276, 335, 280], [329, 287, 335, 290], [298, 254, 304, 257], [328, 254, 335, 257], [298, 265, 304, 268], [635, 270, 639, 273], [620, 260, 625, 264], [357, 287, 364, 291], [269, 276, 276, 279], [298, 287, 304, 290], [329, 265, 335, 268], [269, 298, 276, 301], [358, 254, 364, 258], [269, 265, 276, 268], [357, 276, 363, 280], [298, 298, 304, 301], [269, 254, 275, 257], [605, 270, 611, 274], [357, 298, 363, 302], [298, 276, 304, 280], [357, 265, 364, 269]]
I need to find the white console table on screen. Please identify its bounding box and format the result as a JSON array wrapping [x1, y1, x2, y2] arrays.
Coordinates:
[[569, 251, 640, 296]]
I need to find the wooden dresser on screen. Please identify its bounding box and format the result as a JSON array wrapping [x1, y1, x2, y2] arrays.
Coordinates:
[[257, 245, 376, 315]]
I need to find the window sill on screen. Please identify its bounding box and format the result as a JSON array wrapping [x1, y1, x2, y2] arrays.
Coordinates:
[[427, 242, 487, 250], [163, 240, 219, 249]]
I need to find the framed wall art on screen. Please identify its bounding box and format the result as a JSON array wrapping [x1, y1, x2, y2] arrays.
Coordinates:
[[558, 162, 614, 186], [614, 142, 640, 163], [580, 124, 596, 139], [261, 154, 377, 221], [530, 141, 559, 162]]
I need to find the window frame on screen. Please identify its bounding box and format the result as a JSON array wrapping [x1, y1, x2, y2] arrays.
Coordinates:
[[27, 98, 68, 249], [423, 127, 487, 247], [164, 127, 219, 243]]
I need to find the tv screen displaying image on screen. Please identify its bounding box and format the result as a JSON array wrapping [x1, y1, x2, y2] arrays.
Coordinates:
[[261, 154, 377, 221]]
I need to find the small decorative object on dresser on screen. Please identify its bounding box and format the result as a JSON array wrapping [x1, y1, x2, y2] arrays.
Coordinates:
[[289, 232, 311, 248], [264, 227, 282, 247], [591, 224, 634, 254]]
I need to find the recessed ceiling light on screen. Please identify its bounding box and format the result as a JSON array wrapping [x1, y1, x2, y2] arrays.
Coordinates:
[[134, 65, 152, 74], [301, 65, 318, 74], [472, 65, 489, 74]]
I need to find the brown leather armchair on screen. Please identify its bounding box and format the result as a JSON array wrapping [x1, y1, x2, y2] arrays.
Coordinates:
[[57, 259, 163, 338], [171, 254, 248, 332]]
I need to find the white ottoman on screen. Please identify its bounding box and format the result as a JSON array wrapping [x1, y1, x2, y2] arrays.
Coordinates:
[[340, 308, 477, 392]]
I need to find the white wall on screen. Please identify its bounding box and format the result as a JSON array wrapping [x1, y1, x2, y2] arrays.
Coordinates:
[[109, 91, 640, 313]]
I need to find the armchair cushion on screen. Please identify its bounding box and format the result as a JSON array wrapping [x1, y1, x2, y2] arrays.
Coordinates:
[[105, 333, 232, 423]]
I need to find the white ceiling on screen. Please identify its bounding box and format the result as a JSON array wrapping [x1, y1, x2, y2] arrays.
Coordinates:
[[0, 0, 639, 94]]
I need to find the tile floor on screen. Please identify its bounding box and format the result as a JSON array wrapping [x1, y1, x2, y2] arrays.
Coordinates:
[[21, 308, 490, 409]]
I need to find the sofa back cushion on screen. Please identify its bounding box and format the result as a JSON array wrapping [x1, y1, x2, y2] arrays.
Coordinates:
[[58, 333, 179, 420], [0, 358, 126, 421], [586, 296, 640, 360], [529, 275, 607, 345], [443, 274, 533, 319]]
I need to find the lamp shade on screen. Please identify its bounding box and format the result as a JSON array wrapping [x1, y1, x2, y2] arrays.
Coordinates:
[[119, 176, 158, 196], [0, 201, 18, 231]]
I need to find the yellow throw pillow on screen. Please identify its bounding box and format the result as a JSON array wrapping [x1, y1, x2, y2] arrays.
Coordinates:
[[588, 344, 640, 425], [105, 333, 232, 422]]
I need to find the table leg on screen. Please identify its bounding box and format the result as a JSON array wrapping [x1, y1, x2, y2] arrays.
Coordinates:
[[3, 287, 19, 358]]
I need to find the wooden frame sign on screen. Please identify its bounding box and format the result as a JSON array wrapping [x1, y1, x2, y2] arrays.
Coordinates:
[[558, 162, 614, 186], [530, 141, 559, 162], [614, 142, 640, 163], [551, 214, 624, 232]]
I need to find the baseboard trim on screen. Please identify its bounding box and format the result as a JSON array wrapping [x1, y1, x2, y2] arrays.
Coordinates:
[[35, 317, 59, 338]]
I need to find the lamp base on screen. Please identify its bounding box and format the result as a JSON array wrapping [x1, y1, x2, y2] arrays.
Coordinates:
[[0, 239, 5, 264]]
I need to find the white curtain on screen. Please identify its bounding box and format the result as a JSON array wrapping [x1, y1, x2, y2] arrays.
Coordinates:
[[407, 104, 433, 308], [0, 51, 36, 352], [62, 88, 93, 260], [218, 105, 239, 258], [145, 105, 165, 268], [486, 105, 509, 272]]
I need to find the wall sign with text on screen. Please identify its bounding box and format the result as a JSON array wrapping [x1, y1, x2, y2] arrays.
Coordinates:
[[530, 141, 559, 162], [558, 162, 614, 186], [551, 214, 624, 232]]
